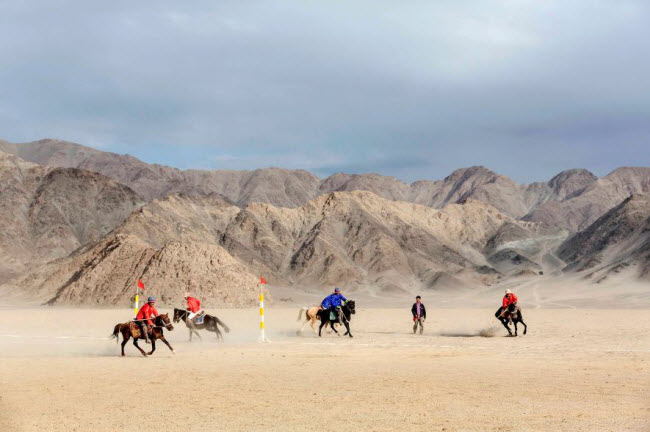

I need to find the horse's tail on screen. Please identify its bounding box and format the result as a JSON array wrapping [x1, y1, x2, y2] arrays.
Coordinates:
[[298, 307, 306, 321], [215, 317, 230, 333], [111, 324, 121, 343]]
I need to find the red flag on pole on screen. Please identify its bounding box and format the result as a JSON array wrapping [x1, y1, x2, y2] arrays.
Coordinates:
[[137, 279, 145, 290], [260, 276, 267, 285]]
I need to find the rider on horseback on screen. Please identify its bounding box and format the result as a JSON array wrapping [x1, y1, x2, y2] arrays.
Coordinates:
[[495, 289, 518, 319], [184, 292, 202, 327], [321, 287, 346, 324], [136, 296, 159, 344]]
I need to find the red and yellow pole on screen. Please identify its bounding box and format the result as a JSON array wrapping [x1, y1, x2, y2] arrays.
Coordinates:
[[259, 276, 269, 342], [259, 284, 266, 342]]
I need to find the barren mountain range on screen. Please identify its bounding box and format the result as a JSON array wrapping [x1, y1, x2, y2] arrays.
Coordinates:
[[3, 139, 650, 232], [0, 138, 648, 306], [13, 191, 560, 306], [558, 194, 650, 282], [0, 149, 143, 284]]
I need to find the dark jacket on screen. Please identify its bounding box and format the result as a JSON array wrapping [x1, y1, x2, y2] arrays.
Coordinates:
[[411, 302, 426, 319]]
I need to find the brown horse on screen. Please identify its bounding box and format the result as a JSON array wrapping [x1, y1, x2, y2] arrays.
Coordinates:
[[111, 313, 175, 357]]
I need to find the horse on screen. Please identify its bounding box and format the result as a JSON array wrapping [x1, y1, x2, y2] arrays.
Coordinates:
[[497, 303, 528, 336], [173, 308, 230, 342], [317, 300, 356, 338], [297, 306, 335, 334], [111, 313, 175, 357]]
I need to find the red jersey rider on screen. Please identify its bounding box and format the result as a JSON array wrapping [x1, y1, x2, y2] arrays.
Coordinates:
[[495, 289, 518, 320], [184, 292, 202, 326], [136, 296, 159, 344]]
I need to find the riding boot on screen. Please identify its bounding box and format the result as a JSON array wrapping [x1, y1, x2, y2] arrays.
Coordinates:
[[144, 326, 150, 344]]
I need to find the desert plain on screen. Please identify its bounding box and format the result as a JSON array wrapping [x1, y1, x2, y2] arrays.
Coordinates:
[[1, 290, 649, 432]]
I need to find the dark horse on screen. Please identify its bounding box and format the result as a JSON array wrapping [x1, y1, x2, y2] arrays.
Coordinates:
[[497, 303, 528, 336], [111, 313, 175, 357], [173, 308, 230, 342], [317, 300, 356, 338]]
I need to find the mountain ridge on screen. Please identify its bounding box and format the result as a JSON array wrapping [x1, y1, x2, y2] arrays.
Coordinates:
[[5, 138, 649, 233]]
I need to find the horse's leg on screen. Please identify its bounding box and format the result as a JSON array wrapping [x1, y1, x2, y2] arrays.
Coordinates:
[[121, 331, 129, 357], [500, 318, 512, 336], [513, 320, 518, 337], [318, 319, 327, 337], [159, 335, 175, 354], [133, 338, 147, 357], [330, 320, 339, 336], [520, 318, 527, 335], [148, 338, 156, 355], [195, 328, 203, 341], [299, 315, 311, 334], [297, 318, 307, 334], [214, 326, 223, 342], [343, 320, 352, 338]]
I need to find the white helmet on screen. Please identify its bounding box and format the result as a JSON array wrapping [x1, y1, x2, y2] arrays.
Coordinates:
[[505, 289, 512, 294]]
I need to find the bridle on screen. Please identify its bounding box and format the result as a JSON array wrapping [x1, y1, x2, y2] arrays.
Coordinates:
[[173, 308, 189, 323]]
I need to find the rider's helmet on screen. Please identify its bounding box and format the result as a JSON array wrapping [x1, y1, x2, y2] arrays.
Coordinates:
[[505, 289, 512, 295], [148, 296, 156, 303], [334, 287, 341, 293]]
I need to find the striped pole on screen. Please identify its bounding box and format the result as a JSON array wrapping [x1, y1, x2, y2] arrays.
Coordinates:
[[134, 279, 144, 318], [134, 293, 139, 318], [259, 283, 266, 342]]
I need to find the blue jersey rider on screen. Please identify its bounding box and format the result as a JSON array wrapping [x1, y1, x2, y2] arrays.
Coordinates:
[[321, 287, 347, 323]]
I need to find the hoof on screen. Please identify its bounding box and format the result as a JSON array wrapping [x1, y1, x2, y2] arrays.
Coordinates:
[[172, 350, 176, 355]]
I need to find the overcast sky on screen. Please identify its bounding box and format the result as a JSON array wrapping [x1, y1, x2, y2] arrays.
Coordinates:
[[1, 1, 649, 182]]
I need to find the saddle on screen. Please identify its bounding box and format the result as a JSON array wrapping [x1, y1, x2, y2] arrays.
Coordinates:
[[503, 305, 521, 319], [194, 312, 206, 325], [129, 321, 142, 339]]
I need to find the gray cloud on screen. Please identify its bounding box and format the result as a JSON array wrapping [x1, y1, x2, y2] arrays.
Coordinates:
[[1, 1, 649, 182]]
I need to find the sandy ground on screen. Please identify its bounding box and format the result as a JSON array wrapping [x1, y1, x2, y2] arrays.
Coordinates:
[[0, 306, 649, 431]]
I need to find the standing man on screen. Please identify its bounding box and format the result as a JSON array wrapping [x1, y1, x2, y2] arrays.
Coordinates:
[[411, 295, 426, 334], [136, 296, 159, 344], [184, 292, 202, 327]]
